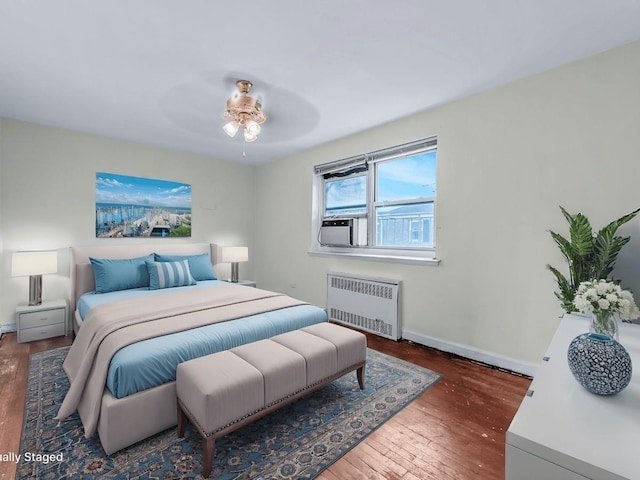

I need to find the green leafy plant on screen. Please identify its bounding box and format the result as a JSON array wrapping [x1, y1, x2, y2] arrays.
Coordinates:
[[547, 206, 639, 312]]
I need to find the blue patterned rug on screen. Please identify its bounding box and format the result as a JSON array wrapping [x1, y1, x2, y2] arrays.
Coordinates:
[[18, 346, 440, 479]]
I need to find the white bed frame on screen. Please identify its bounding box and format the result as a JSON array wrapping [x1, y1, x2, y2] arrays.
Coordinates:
[[70, 242, 216, 454]]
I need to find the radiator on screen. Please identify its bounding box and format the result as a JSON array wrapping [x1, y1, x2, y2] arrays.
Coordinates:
[[326, 272, 402, 340]]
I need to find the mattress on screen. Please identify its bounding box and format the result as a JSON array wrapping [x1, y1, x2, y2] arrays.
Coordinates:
[[77, 281, 328, 399]]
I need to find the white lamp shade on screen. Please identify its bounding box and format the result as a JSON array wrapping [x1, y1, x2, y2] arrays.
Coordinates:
[[243, 131, 258, 142], [220, 246, 248, 263], [223, 120, 240, 137], [245, 120, 261, 136], [12, 251, 58, 277]]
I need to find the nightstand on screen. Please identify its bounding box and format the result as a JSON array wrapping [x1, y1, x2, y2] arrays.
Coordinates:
[[16, 299, 68, 343], [224, 279, 257, 287]]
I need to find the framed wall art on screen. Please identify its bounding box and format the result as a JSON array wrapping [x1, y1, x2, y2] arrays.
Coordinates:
[[95, 172, 192, 238]]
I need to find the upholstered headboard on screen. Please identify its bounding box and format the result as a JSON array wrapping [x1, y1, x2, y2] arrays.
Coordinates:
[[70, 243, 215, 314]]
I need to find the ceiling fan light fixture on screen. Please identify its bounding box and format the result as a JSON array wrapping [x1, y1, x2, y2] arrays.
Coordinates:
[[223, 120, 240, 137], [244, 131, 258, 143], [245, 120, 261, 136], [222, 80, 267, 147]]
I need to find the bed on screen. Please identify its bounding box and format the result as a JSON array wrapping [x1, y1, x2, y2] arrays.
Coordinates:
[[56, 243, 328, 455]]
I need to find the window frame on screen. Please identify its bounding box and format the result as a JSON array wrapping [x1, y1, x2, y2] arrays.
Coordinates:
[[312, 137, 438, 262]]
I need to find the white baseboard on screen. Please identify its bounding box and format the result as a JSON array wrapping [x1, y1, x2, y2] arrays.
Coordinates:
[[402, 329, 538, 377], [0, 323, 17, 333]]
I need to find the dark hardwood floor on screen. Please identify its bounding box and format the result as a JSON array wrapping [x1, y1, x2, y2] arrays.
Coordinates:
[[0, 330, 531, 480], [0, 332, 73, 480], [320, 334, 532, 480]]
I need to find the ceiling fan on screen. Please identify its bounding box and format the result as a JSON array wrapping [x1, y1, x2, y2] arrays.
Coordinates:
[[221, 80, 267, 143]]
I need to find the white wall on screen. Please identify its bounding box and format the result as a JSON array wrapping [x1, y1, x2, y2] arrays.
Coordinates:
[[253, 41, 640, 371], [0, 119, 255, 329]]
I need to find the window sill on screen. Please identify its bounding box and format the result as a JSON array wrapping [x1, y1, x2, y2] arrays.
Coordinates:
[[307, 249, 440, 266]]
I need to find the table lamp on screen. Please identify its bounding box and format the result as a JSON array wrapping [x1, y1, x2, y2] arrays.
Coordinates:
[[220, 246, 248, 283], [12, 251, 58, 305]]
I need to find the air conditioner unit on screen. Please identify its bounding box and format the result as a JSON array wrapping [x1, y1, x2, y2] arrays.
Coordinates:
[[319, 218, 366, 246]]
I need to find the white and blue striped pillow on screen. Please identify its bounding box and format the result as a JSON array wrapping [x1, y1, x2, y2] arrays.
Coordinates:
[[146, 260, 196, 290]]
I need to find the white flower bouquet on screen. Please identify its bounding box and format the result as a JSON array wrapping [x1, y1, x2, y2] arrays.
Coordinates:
[[573, 279, 640, 322]]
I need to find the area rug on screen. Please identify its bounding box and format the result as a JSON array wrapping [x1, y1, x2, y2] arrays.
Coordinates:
[[18, 346, 440, 479]]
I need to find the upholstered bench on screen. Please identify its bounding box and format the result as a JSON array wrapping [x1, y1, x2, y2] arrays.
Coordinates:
[[176, 322, 367, 478]]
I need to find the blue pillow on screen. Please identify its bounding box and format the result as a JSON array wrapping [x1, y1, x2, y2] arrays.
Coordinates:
[[146, 260, 196, 290], [154, 253, 217, 281], [90, 254, 154, 293]]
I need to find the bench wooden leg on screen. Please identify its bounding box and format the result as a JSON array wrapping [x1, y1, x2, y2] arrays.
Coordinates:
[[357, 365, 365, 389], [177, 402, 187, 438], [202, 435, 216, 478]]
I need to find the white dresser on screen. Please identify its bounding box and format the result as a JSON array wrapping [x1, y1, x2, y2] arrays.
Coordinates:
[[506, 314, 640, 479]]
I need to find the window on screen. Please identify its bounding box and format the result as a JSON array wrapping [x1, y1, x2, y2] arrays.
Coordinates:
[[313, 138, 437, 260]]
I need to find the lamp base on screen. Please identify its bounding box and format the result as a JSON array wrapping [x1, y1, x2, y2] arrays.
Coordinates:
[[28, 274, 43, 306], [230, 263, 239, 283]]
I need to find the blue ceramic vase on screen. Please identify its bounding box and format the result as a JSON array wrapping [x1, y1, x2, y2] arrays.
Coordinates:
[[567, 332, 632, 396]]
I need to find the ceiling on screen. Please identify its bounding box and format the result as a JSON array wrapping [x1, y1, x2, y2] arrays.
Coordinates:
[[2, 1, 640, 166]]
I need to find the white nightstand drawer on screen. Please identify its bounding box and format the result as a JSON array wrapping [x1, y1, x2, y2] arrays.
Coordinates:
[[19, 322, 66, 343], [19, 308, 66, 329]]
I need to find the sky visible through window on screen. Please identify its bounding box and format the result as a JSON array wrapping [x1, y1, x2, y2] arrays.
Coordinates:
[[325, 176, 366, 215], [377, 150, 436, 201]]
